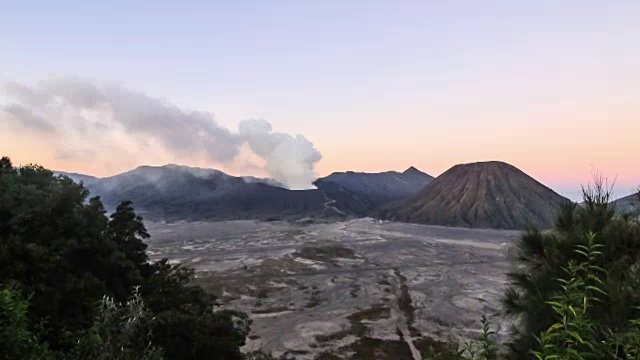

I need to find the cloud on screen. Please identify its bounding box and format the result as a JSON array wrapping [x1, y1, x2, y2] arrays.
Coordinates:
[[239, 119, 322, 189], [1, 76, 323, 188], [3, 103, 56, 132], [55, 148, 97, 161], [3, 81, 51, 107], [3, 76, 242, 162]]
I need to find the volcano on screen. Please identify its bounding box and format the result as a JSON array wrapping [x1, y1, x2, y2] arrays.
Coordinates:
[[386, 161, 569, 230]]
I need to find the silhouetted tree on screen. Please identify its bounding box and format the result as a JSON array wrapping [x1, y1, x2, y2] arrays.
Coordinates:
[[0, 156, 248, 359], [0, 286, 52, 360], [502, 179, 640, 359]]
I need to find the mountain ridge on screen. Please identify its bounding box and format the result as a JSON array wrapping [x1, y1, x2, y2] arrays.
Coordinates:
[[54, 163, 433, 221], [55, 161, 574, 230], [613, 192, 640, 213], [312, 166, 434, 215], [385, 161, 569, 230]]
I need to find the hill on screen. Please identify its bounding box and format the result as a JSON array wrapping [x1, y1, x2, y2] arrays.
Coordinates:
[[57, 164, 336, 221], [313, 167, 433, 215], [613, 192, 639, 213], [385, 161, 568, 230], [54, 171, 99, 186], [56, 164, 433, 221]]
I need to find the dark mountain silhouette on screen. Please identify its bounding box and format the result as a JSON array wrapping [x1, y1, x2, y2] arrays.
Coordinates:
[[613, 192, 640, 214], [55, 171, 99, 186], [384, 161, 569, 230], [56, 165, 336, 221], [313, 167, 433, 215], [56, 164, 433, 221]]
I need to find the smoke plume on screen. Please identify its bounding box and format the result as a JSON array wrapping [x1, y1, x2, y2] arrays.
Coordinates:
[[1, 76, 322, 189]]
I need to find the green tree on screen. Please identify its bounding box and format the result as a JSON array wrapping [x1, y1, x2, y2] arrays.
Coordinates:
[[423, 234, 640, 360], [0, 162, 112, 348], [70, 288, 164, 360], [421, 316, 499, 360], [142, 259, 249, 360], [532, 233, 640, 360], [0, 286, 52, 360], [501, 181, 640, 359], [0, 156, 248, 359]]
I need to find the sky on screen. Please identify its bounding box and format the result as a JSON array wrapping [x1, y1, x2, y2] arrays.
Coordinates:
[[1, 0, 639, 199]]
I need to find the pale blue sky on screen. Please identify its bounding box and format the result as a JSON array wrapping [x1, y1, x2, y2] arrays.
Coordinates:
[[1, 1, 639, 200]]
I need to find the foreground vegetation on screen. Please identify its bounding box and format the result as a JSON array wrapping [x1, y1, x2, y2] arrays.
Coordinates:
[[424, 182, 640, 360], [2, 155, 639, 359], [0, 157, 248, 359]]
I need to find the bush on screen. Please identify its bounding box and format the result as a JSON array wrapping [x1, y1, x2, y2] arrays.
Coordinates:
[[424, 183, 640, 360], [0, 156, 247, 359], [69, 287, 163, 360], [502, 183, 640, 358], [0, 286, 52, 360]]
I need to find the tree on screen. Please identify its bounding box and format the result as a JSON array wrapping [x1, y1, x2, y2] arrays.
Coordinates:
[[0, 286, 52, 360], [0, 156, 248, 359], [0, 156, 12, 171], [423, 235, 640, 360], [532, 233, 640, 359], [0, 163, 112, 349], [69, 288, 164, 360], [501, 180, 640, 358], [141, 259, 249, 360]]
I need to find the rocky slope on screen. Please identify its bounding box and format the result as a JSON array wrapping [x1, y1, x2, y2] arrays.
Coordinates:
[[613, 192, 639, 214], [385, 161, 568, 230], [313, 167, 433, 215]]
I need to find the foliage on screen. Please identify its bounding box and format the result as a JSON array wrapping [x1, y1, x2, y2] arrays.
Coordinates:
[[422, 315, 499, 360], [423, 182, 640, 360], [0, 286, 52, 360], [0, 156, 247, 359], [532, 233, 640, 359], [424, 234, 640, 360], [501, 180, 640, 358], [69, 287, 163, 360]]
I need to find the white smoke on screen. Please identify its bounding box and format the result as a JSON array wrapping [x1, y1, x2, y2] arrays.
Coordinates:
[[1, 76, 322, 188], [239, 119, 322, 190]]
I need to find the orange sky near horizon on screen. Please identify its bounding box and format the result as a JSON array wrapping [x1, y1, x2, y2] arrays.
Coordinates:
[[2, 107, 638, 200], [2, 60, 638, 196]]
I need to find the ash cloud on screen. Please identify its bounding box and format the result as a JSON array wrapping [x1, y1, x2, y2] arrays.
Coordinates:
[[1, 76, 322, 189], [239, 119, 322, 190]]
